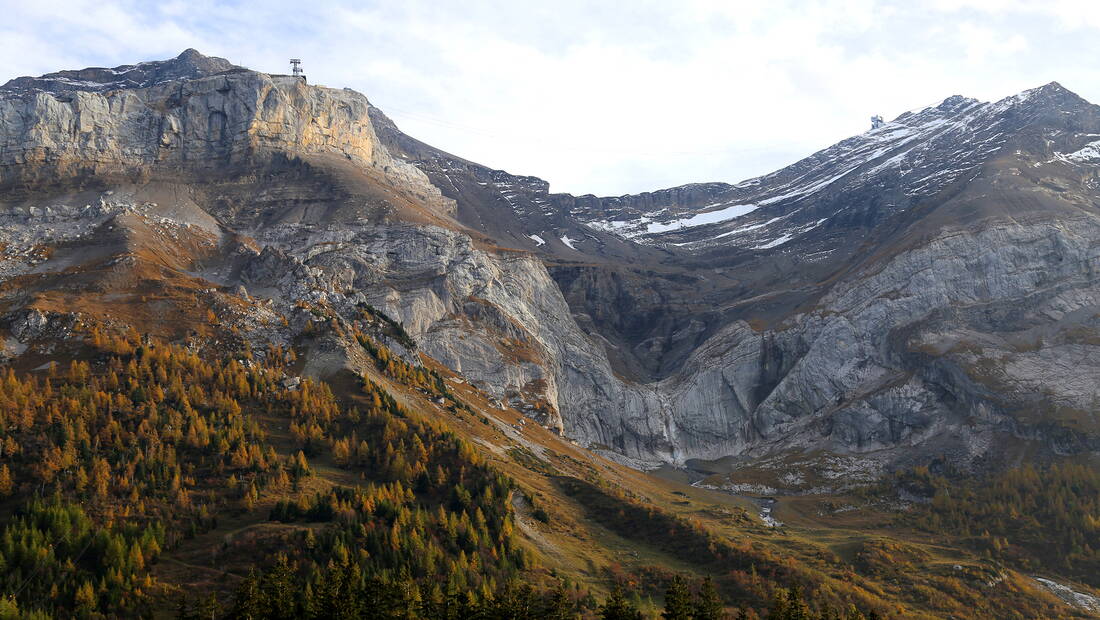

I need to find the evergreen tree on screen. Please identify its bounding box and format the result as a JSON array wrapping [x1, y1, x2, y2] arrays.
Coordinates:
[[0, 463, 11, 496], [767, 588, 789, 620], [600, 585, 644, 620], [693, 577, 726, 620], [542, 582, 575, 620], [662, 575, 693, 620], [768, 587, 810, 620]]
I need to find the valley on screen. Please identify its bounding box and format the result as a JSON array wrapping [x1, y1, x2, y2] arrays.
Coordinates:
[[0, 49, 1096, 618]]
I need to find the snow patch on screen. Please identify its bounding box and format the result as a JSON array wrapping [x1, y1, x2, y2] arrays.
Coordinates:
[[754, 233, 794, 249], [1060, 140, 1100, 163], [559, 235, 578, 250], [717, 216, 784, 238], [585, 203, 757, 240], [643, 203, 758, 234], [528, 234, 546, 246], [1034, 577, 1100, 613]]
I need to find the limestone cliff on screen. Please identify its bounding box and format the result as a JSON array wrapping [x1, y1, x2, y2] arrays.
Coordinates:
[[0, 50, 450, 213]]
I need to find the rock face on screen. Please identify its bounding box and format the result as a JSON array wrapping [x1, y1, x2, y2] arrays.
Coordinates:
[[636, 218, 1100, 459], [1, 51, 1098, 475], [0, 51, 449, 213]]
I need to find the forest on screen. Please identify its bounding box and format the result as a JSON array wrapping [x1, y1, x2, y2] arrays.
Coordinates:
[[0, 327, 887, 618], [897, 460, 1100, 585]]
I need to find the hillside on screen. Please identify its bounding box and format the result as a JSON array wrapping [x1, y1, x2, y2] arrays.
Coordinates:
[[0, 50, 1097, 618]]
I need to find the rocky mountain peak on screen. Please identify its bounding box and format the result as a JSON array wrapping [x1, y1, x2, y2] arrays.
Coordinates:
[[0, 48, 242, 96], [1020, 80, 1075, 99], [932, 94, 980, 114], [1009, 80, 1093, 116]]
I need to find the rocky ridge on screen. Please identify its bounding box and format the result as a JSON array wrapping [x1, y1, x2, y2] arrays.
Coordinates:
[[0, 48, 241, 96]]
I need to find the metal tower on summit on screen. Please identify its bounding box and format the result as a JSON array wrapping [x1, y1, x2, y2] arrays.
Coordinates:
[[290, 58, 305, 81]]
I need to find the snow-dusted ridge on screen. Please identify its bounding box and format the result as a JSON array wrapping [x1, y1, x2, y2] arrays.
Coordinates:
[[569, 84, 1073, 253]]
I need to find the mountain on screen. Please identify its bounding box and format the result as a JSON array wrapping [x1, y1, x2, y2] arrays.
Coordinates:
[[0, 50, 1099, 618], [372, 78, 1100, 469], [3, 47, 1098, 484]]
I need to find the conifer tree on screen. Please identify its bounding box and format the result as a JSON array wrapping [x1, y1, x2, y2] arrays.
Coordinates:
[[662, 575, 693, 620], [600, 585, 644, 620], [694, 577, 726, 620], [542, 582, 574, 620], [0, 463, 12, 496]]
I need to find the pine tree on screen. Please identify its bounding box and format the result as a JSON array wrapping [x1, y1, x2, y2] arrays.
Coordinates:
[[662, 575, 693, 620], [542, 582, 574, 620], [600, 585, 644, 620], [694, 577, 725, 620], [0, 464, 12, 496], [770, 587, 811, 620], [74, 580, 97, 613], [767, 588, 789, 620]]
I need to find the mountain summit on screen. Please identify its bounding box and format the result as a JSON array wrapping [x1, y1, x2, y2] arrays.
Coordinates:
[[0, 48, 241, 95]]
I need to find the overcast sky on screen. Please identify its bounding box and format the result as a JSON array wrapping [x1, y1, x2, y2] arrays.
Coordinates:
[[3, 1, 1099, 195]]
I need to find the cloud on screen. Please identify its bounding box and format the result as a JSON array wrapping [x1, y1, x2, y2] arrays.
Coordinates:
[[956, 22, 1029, 62], [1, 0, 1098, 195]]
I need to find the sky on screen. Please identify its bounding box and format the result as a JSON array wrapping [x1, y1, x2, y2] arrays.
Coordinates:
[[3, 0, 1100, 196]]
